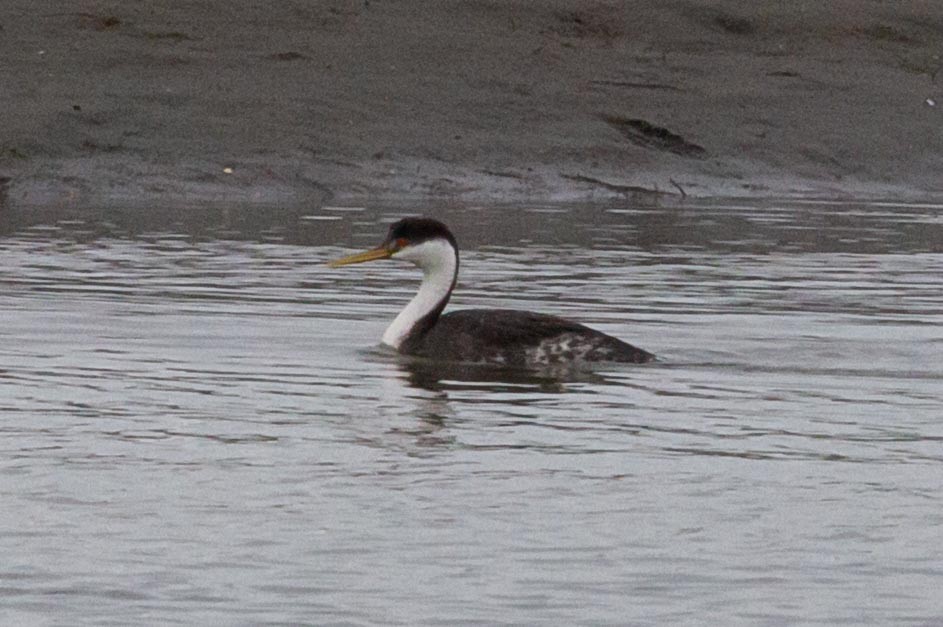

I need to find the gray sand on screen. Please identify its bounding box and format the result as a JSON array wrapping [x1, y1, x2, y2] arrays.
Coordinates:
[[2, 1, 942, 208]]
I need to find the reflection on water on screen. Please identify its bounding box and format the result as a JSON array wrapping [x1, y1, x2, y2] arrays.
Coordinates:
[[1, 200, 942, 624]]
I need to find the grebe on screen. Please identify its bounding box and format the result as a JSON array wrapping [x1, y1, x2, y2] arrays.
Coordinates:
[[329, 217, 654, 367]]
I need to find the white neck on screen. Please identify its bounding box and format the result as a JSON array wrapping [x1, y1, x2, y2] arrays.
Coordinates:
[[381, 239, 457, 349]]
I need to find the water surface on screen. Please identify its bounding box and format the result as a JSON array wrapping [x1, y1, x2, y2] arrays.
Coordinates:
[[1, 200, 942, 625]]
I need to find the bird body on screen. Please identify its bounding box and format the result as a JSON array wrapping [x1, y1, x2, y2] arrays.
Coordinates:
[[403, 309, 652, 366], [329, 217, 654, 367]]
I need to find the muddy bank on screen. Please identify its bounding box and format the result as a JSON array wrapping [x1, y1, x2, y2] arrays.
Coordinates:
[[2, 1, 942, 209]]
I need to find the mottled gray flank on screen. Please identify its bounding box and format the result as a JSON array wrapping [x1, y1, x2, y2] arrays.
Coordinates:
[[406, 309, 654, 367]]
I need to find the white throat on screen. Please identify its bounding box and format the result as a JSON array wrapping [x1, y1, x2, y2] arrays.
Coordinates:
[[381, 239, 457, 349]]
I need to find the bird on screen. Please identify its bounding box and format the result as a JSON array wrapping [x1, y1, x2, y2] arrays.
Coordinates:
[[328, 217, 654, 368]]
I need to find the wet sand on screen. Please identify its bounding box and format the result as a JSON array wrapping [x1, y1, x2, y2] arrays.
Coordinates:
[[2, 1, 942, 208]]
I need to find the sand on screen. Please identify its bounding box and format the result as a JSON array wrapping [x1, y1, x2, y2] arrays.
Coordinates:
[[2, 0, 942, 209]]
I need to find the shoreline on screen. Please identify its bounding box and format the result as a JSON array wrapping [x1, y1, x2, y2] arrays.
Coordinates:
[[2, 1, 942, 210]]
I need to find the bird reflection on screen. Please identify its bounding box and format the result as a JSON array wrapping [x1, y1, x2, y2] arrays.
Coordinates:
[[399, 357, 608, 393]]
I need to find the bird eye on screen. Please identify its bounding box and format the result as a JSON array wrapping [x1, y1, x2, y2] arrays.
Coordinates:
[[395, 238, 408, 249]]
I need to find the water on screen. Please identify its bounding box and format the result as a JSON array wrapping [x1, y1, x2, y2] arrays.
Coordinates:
[[2, 200, 942, 625]]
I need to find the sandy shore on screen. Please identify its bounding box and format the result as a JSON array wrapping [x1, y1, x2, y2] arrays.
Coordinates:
[[2, 1, 942, 209]]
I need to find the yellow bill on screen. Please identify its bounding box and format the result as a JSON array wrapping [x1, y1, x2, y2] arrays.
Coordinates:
[[328, 246, 392, 268]]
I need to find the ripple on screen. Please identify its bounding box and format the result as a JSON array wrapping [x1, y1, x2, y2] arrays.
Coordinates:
[[1, 200, 942, 624]]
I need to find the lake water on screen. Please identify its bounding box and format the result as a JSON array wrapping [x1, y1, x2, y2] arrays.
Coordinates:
[[1, 200, 942, 625]]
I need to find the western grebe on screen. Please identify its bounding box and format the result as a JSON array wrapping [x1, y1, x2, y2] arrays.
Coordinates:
[[329, 217, 654, 367]]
